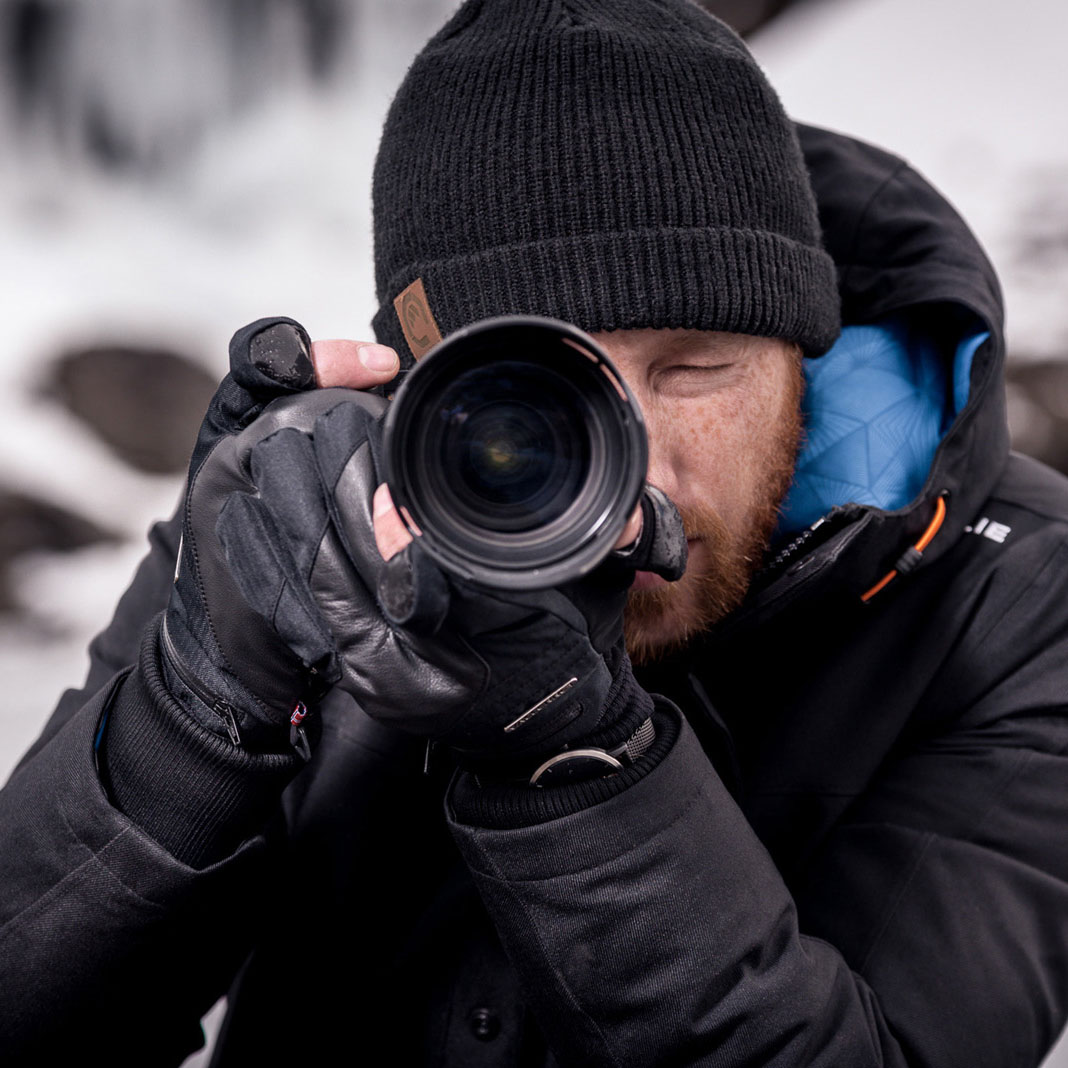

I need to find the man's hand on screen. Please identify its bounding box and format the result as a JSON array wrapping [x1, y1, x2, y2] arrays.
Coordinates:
[[158, 320, 400, 753]]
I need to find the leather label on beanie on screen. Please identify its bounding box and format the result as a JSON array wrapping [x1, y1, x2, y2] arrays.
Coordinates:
[[394, 278, 443, 360]]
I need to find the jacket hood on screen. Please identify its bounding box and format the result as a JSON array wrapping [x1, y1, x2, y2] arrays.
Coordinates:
[[749, 125, 1010, 611]]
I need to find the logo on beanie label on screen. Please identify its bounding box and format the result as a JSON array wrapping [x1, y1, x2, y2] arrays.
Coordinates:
[[394, 278, 443, 361]]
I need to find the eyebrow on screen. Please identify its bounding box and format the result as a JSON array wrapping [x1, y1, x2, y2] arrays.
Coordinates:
[[657, 331, 735, 358]]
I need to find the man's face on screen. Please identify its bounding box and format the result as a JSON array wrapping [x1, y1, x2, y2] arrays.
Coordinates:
[[588, 328, 804, 666]]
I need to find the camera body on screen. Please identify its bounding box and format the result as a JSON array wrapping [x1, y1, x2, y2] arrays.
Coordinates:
[[383, 316, 648, 590]]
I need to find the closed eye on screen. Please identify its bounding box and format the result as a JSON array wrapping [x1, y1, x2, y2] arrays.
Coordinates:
[[666, 364, 732, 374], [654, 363, 739, 395]]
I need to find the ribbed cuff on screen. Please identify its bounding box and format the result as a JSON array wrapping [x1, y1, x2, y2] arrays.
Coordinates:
[[99, 624, 302, 868], [449, 699, 681, 829], [580, 659, 657, 753]]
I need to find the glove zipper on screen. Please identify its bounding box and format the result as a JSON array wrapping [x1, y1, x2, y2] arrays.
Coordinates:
[[161, 616, 242, 746]]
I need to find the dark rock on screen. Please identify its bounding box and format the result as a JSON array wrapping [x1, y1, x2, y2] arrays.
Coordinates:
[[0, 489, 119, 612], [41, 343, 217, 474]]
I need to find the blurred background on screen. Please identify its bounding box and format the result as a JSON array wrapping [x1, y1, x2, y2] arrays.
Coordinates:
[[0, 1, 1065, 1063]]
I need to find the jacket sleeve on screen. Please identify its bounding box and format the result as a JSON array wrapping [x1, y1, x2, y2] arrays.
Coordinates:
[[0, 672, 286, 1065], [0, 509, 296, 1065], [446, 686, 1068, 1067]]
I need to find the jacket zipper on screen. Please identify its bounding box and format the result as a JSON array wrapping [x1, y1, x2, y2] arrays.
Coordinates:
[[758, 516, 830, 580], [713, 510, 870, 638], [752, 508, 859, 592], [160, 616, 242, 746]]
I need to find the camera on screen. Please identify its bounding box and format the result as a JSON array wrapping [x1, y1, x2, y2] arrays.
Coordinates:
[[383, 316, 648, 590]]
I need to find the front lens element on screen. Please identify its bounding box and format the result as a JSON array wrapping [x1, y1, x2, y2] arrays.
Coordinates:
[[435, 363, 589, 533]]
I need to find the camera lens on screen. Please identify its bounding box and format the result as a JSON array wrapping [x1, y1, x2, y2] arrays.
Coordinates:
[[383, 317, 647, 590], [438, 362, 588, 533]]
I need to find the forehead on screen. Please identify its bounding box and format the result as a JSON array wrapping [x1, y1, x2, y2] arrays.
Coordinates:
[[589, 327, 776, 362]]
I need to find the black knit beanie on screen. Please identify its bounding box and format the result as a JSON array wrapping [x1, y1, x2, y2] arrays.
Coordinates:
[[371, 0, 840, 366]]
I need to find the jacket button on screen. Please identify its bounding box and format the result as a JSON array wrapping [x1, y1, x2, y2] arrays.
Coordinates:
[[469, 1007, 501, 1041]]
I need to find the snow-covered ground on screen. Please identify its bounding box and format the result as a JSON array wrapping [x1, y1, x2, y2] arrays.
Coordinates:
[[1, 0, 1066, 1063]]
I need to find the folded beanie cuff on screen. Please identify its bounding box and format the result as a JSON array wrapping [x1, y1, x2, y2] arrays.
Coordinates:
[[373, 226, 840, 364]]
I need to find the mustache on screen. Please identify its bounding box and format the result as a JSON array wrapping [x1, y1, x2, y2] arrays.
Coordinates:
[[676, 501, 730, 544], [623, 502, 747, 666]]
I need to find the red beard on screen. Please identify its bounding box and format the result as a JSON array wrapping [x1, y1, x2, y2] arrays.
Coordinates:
[[624, 366, 803, 667]]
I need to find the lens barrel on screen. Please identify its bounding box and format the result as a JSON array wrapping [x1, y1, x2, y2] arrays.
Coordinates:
[[383, 316, 647, 590]]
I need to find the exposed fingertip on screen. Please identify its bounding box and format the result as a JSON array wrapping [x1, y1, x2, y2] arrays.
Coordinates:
[[373, 483, 414, 561], [310, 339, 353, 386], [614, 504, 643, 551], [310, 339, 399, 388], [358, 343, 400, 374]]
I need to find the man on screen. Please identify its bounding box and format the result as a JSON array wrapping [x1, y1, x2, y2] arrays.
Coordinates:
[[2, 1, 1066, 1065]]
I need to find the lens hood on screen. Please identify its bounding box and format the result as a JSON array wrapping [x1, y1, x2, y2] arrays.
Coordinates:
[[383, 316, 647, 590]]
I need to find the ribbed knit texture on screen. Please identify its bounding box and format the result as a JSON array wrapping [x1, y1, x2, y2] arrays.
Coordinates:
[[451, 698, 680, 828], [372, 0, 839, 364], [101, 622, 302, 868]]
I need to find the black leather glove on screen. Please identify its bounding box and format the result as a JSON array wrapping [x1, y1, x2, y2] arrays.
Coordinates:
[[160, 316, 354, 754], [215, 385, 686, 773]]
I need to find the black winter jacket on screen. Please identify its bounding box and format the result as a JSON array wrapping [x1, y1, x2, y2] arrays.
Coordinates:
[[2, 126, 1067, 1067]]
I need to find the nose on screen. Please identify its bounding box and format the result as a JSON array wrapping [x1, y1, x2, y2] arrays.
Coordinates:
[[640, 405, 682, 502], [589, 331, 683, 502]]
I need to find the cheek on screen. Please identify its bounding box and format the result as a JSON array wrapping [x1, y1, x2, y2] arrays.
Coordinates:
[[680, 398, 770, 516], [685, 403, 736, 482], [670, 386, 797, 525], [646, 401, 729, 505]]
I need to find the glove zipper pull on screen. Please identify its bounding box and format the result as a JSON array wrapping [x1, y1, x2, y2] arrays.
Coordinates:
[[215, 700, 242, 746], [290, 702, 312, 762], [162, 616, 243, 746]]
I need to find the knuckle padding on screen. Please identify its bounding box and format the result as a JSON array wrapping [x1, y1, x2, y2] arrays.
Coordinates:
[[217, 491, 337, 676]]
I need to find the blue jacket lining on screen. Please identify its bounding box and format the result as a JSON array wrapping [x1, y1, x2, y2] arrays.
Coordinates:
[[778, 316, 989, 535]]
